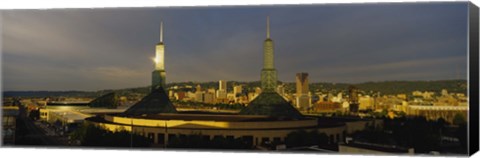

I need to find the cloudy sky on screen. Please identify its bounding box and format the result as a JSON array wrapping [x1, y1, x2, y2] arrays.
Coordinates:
[[1, 2, 469, 91]]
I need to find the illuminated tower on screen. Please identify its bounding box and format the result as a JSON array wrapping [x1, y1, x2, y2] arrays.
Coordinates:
[[124, 21, 177, 116], [152, 21, 166, 91], [261, 16, 278, 92], [239, 16, 302, 119]]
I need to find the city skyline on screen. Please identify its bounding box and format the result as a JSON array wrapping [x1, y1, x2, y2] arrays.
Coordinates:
[[2, 3, 469, 91]]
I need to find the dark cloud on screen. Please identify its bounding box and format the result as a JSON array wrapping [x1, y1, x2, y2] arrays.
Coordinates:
[[1, 3, 469, 91]]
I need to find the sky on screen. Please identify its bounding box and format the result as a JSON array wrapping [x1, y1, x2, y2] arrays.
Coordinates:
[[1, 2, 469, 91]]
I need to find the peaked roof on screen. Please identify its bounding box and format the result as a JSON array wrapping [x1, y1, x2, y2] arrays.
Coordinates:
[[123, 87, 177, 116], [239, 92, 303, 119], [89, 92, 121, 108]]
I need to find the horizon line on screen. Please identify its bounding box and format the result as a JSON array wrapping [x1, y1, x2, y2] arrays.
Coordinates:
[[3, 79, 467, 92]]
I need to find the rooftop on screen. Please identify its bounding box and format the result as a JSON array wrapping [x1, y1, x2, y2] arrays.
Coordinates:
[[115, 113, 309, 122], [49, 110, 91, 123], [239, 92, 303, 119], [123, 87, 177, 116]]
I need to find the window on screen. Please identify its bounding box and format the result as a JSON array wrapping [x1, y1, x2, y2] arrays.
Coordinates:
[[179, 134, 187, 139], [157, 133, 165, 144], [147, 133, 155, 143], [242, 136, 254, 146], [202, 135, 210, 141], [168, 134, 176, 141], [273, 137, 281, 143], [261, 137, 270, 145]]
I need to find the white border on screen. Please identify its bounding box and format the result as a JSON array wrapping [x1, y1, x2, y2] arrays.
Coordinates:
[[0, 0, 477, 158], [0, 0, 474, 9]]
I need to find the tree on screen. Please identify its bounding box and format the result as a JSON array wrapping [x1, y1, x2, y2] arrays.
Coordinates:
[[167, 134, 250, 149], [381, 116, 446, 153], [28, 109, 40, 120], [455, 123, 467, 149], [285, 130, 328, 148], [452, 113, 466, 126], [70, 123, 151, 147]]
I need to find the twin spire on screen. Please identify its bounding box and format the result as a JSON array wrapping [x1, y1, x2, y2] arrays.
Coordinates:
[[160, 21, 164, 43], [266, 16, 270, 39]]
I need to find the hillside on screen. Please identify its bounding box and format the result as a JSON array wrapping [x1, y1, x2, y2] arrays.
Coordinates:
[[3, 80, 467, 98]]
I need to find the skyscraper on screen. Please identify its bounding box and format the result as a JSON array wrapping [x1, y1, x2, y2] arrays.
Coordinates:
[[348, 85, 359, 113], [217, 80, 227, 99], [233, 85, 243, 95], [152, 21, 166, 91], [296, 73, 309, 96], [296, 73, 310, 110], [219, 80, 227, 91], [260, 16, 278, 92]]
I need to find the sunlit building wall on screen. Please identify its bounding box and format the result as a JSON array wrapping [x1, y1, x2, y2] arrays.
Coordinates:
[[358, 96, 374, 110], [203, 92, 216, 104], [233, 85, 243, 95]]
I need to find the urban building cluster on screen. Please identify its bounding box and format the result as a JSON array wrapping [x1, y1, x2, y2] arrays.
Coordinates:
[[165, 78, 468, 124]]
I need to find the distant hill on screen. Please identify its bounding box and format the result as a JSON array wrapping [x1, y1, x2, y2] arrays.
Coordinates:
[[2, 91, 97, 98], [353, 80, 467, 95], [3, 80, 467, 98], [164, 80, 467, 96], [306, 80, 467, 95]]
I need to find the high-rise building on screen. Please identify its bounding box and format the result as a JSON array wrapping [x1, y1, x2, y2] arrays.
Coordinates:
[[195, 92, 204, 102], [233, 85, 243, 102], [152, 21, 167, 91], [196, 84, 202, 92], [204, 92, 215, 104], [296, 95, 310, 110], [277, 84, 285, 96], [260, 16, 277, 92], [217, 80, 227, 99], [348, 85, 359, 113], [296, 73, 310, 110], [207, 88, 216, 94], [296, 73, 309, 96], [195, 84, 203, 102], [233, 85, 243, 95], [219, 80, 227, 91]]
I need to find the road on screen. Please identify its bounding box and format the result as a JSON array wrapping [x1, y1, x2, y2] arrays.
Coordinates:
[[18, 104, 69, 146]]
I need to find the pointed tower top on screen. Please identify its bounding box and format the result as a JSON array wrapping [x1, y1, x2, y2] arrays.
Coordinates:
[[160, 21, 164, 43], [266, 16, 270, 39]]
